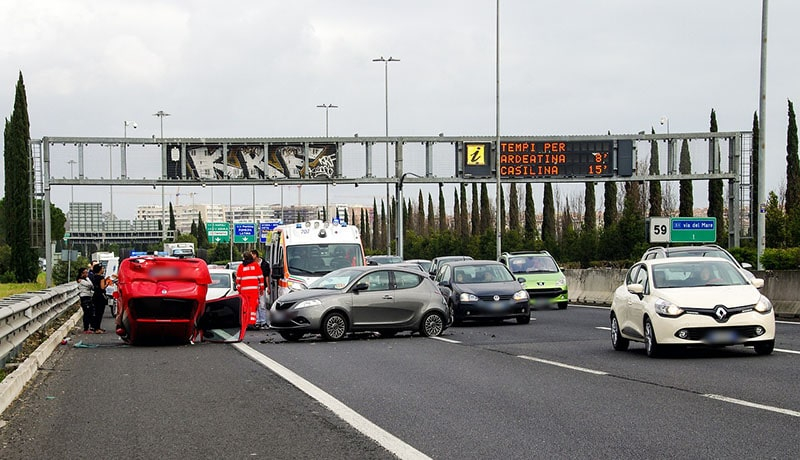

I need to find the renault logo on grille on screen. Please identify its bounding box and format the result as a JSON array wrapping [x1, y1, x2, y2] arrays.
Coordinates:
[[714, 305, 728, 321], [493, 295, 500, 301]]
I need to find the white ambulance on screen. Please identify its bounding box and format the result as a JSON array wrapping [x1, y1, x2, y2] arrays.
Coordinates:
[[267, 220, 365, 304]]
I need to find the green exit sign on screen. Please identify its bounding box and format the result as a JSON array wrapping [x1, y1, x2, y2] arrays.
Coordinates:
[[670, 217, 716, 243]]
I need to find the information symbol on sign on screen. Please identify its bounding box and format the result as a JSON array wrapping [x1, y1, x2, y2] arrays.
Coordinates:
[[466, 144, 486, 166]]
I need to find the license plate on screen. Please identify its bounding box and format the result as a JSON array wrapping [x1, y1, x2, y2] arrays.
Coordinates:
[[706, 329, 739, 344]]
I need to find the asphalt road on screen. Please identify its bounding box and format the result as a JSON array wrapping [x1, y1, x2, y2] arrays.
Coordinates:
[[1, 305, 799, 459]]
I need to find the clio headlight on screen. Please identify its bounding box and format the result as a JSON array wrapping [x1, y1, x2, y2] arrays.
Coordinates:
[[754, 296, 773, 314], [513, 289, 530, 301], [294, 299, 322, 310], [654, 298, 684, 317], [459, 293, 479, 302], [287, 280, 308, 291]]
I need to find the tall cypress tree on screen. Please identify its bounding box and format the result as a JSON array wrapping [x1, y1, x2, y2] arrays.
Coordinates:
[[3, 72, 38, 281], [453, 188, 461, 236], [603, 182, 617, 229], [584, 182, 596, 231], [508, 184, 520, 233], [438, 187, 447, 232], [372, 198, 379, 251], [524, 183, 537, 241], [707, 109, 726, 245], [619, 181, 646, 259], [470, 183, 479, 234], [427, 194, 435, 236], [380, 200, 387, 252], [785, 99, 800, 246], [169, 202, 177, 240], [459, 183, 469, 239], [198, 212, 209, 248], [678, 139, 694, 217], [417, 190, 425, 235], [648, 127, 663, 217], [541, 183, 556, 249], [480, 183, 492, 232]]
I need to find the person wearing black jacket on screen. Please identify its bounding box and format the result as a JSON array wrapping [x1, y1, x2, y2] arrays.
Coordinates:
[[90, 263, 110, 333]]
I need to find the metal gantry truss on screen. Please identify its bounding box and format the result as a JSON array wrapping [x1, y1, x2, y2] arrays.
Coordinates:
[[32, 131, 751, 286]]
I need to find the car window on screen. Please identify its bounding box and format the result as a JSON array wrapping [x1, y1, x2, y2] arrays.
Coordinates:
[[362, 270, 390, 291], [394, 271, 422, 289], [436, 264, 450, 283], [625, 265, 641, 285], [210, 273, 230, 288]]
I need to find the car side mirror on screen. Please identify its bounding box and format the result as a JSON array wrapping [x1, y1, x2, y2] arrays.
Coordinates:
[[518, 277, 526, 284], [741, 262, 753, 269], [627, 283, 645, 296], [750, 278, 764, 289], [352, 282, 369, 293], [438, 280, 451, 288]]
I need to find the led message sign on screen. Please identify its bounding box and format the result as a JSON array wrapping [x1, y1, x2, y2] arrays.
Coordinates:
[[460, 139, 633, 179], [499, 140, 613, 178]]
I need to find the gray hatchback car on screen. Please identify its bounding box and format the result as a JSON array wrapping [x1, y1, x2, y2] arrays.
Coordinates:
[[269, 265, 451, 342]]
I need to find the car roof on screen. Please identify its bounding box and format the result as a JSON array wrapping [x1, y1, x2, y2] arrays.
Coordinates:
[[442, 260, 505, 268], [642, 256, 734, 267]]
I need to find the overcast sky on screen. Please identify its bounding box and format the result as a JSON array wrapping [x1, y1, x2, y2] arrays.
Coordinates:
[[2, 0, 798, 221]]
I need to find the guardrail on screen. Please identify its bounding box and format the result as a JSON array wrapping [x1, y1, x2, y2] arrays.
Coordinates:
[[0, 283, 78, 368], [564, 268, 800, 320]]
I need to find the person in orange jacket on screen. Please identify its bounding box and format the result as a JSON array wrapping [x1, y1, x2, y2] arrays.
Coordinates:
[[236, 251, 264, 328]]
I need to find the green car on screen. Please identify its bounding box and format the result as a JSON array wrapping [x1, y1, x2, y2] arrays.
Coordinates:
[[499, 251, 568, 309]]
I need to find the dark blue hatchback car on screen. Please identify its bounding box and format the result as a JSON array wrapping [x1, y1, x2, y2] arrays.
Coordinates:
[[435, 260, 530, 325]]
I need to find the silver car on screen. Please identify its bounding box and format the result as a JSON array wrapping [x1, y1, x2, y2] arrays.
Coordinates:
[[269, 265, 451, 342]]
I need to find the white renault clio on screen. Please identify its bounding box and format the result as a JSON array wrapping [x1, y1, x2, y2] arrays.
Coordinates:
[[610, 257, 775, 357]]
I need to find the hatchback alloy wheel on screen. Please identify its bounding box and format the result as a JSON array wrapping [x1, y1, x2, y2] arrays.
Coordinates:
[[321, 312, 347, 341], [420, 312, 444, 337], [611, 314, 629, 351], [644, 318, 660, 357]]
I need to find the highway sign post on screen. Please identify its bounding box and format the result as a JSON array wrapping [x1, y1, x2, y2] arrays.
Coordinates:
[[206, 222, 230, 243], [233, 223, 256, 244], [259, 221, 281, 243]]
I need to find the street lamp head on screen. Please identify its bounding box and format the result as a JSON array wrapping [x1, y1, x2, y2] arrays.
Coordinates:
[[660, 116, 668, 125]]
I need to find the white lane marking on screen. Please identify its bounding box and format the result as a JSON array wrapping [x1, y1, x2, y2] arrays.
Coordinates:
[[776, 320, 800, 325], [517, 355, 608, 375], [704, 394, 800, 417], [596, 327, 611, 331], [430, 336, 461, 344], [233, 343, 431, 460], [775, 348, 800, 355]]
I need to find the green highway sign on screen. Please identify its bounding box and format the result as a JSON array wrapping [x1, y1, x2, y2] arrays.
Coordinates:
[[233, 223, 256, 244], [206, 222, 230, 243], [670, 217, 716, 243]]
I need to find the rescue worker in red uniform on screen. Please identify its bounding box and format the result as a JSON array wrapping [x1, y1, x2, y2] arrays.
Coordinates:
[[236, 251, 264, 328]]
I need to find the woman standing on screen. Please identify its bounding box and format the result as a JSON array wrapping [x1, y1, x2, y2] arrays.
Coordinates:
[[90, 264, 110, 333], [76, 268, 95, 333]]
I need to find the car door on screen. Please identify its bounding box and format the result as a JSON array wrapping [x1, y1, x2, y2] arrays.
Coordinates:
[[197, 295, 246, 343], [350, 270, 395, 326], [619, 263, 649, 338], [616, 264, 641, 335], [390, 270, 429, 326]]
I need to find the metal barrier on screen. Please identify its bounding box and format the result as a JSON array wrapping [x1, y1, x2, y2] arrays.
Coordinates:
[[0, 283, 78, 368]]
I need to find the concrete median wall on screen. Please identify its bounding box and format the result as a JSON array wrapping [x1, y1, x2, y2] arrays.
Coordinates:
[[564, 268, 800, 321]]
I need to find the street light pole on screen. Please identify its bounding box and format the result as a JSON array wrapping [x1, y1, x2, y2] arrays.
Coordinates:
[[397, 172, 422, 259], [373, 56, 400, 255], [67, 159, 76, 279], [153, 110, 170, 240], [317, 104, 338, 221], [494, 1, 502, 260]]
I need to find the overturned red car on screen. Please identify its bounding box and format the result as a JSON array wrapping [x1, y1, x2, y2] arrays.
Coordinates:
[[114, 256, 246, 345]]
